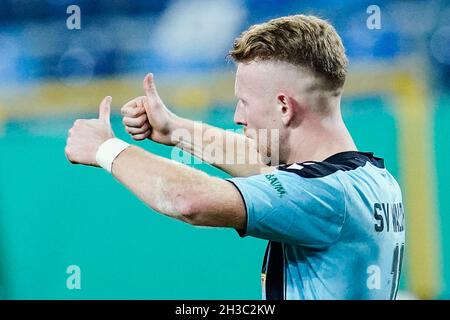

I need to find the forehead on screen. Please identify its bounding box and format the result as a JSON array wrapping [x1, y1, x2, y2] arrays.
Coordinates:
[[235, 62, 264, 84], [235, 61, 272, 96]]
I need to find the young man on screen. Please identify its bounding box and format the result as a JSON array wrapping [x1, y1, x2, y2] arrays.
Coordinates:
[[65, 15, 405, 299]]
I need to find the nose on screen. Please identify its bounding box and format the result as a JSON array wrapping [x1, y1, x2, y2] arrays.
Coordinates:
[[233, 102, 246, 126]]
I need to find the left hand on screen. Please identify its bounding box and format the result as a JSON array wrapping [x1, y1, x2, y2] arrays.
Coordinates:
[[65, 96, 115, 167]]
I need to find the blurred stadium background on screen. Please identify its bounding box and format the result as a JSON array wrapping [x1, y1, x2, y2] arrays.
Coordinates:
[[0, 0, 449, 299]]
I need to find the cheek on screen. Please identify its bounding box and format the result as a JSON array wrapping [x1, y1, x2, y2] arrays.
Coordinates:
[[246, 103, 268, 127], [247, 112, 278, 131]]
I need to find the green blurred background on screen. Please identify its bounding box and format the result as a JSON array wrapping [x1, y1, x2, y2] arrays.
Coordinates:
[[0, 0, 449, 299]]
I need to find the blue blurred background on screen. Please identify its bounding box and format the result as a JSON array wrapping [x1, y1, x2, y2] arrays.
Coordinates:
[[0, 0, 449, 299]]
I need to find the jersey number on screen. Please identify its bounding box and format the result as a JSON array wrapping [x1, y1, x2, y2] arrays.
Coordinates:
[[390, 243, 405, 299]]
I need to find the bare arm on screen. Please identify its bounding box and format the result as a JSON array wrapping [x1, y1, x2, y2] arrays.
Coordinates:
[[170, 116, 273, 177], [65, 96, 247, 231], [121, 74, 273, 177], [112, 145, 246, 229]]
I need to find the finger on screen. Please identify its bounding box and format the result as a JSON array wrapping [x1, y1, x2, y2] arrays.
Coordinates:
[[64, 144, 80, 165], [125, 122, 151, 134], [121, 97, 146, 117], [99, 96, 112, 125], [132, 131, 151, 141], [121, 105, 146, 118], [143, 73, 161, 103], [122, 114, 148, 128]]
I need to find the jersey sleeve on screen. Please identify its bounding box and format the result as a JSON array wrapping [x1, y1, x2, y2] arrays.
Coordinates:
[[227, 168, 346, 248]]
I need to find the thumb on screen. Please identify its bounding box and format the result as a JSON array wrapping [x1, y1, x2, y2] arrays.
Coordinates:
[[143, 73, 161, 102], [99, 96, 112, 125]]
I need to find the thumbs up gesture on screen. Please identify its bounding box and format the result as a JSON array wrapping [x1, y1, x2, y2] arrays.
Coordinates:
[[65, 96, 115, 166], [121, 73, 177, 145]]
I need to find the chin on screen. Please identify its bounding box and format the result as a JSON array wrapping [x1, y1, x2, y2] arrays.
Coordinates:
[[244, 128, 255, 140]]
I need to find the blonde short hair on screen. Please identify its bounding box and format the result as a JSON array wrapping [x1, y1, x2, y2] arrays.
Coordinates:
[[229, 15, 348, 90]]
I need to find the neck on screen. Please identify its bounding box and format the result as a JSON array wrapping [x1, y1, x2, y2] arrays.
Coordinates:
[[283, 112, 357, 164]]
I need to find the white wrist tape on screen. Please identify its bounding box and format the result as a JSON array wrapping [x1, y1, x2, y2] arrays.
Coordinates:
[[96, 138, 130, 173]]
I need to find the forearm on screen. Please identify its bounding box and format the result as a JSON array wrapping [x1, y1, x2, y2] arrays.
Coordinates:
[[111, 145, 245, 229], [171, 117, 272, 177]]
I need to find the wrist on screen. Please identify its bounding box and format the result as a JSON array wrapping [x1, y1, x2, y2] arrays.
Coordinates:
[[96, 138, 130, 173], [167, 113, 186, 146]]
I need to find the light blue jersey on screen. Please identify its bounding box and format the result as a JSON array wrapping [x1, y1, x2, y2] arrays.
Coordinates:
[[228, 151, 405, 300]]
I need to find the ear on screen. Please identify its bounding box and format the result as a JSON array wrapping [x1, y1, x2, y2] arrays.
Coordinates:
[[277, 93, 297, 126]]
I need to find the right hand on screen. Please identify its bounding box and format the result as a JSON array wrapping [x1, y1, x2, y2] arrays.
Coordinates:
[[121, 73, 177, 145]]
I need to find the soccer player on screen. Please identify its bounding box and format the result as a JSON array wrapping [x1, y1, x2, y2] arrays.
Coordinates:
[[65, 15, 405, 299]]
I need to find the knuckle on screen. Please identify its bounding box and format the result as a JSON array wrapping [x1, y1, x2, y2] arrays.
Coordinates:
[[137, 96, 146, 105], [137, 115, 147, 127], [130, 108, 140, 117], [65, 146, 71, 157], [124, 108, 133, 117], [143, 121, 151, 130]]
